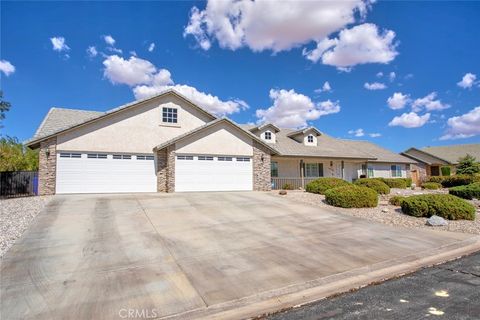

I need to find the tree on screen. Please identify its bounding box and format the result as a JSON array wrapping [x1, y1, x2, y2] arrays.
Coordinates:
[[0, 90, 11, 123], [0, 136, 39, 171], [456, 154, 480, 175]]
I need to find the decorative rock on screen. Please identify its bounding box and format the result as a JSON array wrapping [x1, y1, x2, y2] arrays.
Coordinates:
[[381, 208, 389, 213], [279, 190, 287, 195], [426, 215, 448, 227]]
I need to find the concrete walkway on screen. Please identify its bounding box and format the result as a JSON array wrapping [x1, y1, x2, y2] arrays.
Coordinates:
[[1, 192, 479, 319]]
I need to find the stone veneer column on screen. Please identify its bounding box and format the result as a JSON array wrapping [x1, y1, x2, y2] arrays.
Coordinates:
[[253, 141, 271, 191], [156, 146, 176, 193], [166, 146, 175, 192], [38, 137, 57, 195]]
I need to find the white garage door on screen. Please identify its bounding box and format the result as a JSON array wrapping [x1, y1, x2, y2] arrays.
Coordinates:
[[175, 155, 253, 192], [56, 152, 157, 194]]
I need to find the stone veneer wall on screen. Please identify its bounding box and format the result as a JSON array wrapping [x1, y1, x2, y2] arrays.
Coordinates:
[[253, 141, 271, 191], [156, 146, 175, 192], [38, 137, 57, 195]]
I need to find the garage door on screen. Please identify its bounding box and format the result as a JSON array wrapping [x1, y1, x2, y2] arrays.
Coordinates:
[[175, 155, 253, 192], [56, 152, 157, 194]]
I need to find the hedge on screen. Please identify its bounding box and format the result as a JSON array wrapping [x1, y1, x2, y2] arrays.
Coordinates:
[[400, 194, 475, 220], [421, 182, 442, 190], [374, 178, 408, 189], [389, 195, 406, 206], [449, 182, 480, 200], [282, 183, 294, 190], [428, 176, 445, 184], [325, 185, 378, 208], [440, 174, 480, 188], [354, 178, 390, 194], [305, 177, 350, 194]]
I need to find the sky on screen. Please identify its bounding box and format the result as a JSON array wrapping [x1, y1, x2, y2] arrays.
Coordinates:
[[1, 0, 479, 152]]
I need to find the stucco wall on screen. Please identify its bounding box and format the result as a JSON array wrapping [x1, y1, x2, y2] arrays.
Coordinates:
[[57, 95, 213, 153], [175, 122, 253, 156], [259, 128, 276, 144]]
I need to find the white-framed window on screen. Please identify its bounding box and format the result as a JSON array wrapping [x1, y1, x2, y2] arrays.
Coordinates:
[[113, 154, 131, 160], [264, 131, 272, 140], [137, 155, 154, 160], [305, 163, 323, 177], [391, 165, 402, 177], [59, 153, 81, 158], [87, 153, 107, 159], [271, 162, 278, 177], [177, 155, 194, 160], [198, 156, 214, 161], [367, 166, 374, 178], [162, 107, 177, 123], [307, 135, 314, 143], [236, 157, 250, 162], [218, 156, 233, 161]]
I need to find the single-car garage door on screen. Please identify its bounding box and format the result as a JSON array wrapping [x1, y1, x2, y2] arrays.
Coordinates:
[[175, 155, 253, 192], [56, 152, 157, 194]]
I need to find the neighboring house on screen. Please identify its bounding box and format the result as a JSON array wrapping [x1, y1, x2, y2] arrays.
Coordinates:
[[26, 89, 414, 195], [402, 144, 480, 180]]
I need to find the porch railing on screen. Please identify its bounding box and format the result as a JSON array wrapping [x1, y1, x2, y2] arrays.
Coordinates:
[[271, 177, 318, 190]]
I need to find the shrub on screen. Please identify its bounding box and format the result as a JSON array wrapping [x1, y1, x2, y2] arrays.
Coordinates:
[[325, 185, 378, 208], [441, 166, 451, 176], [456, 154, 480, 175], [354, 178, 390, 194], [305, 177, 350, 194], [449, 182, 480, 200], [441, 174, 478, 188], [282, 183, 294, 190], [400, 194, 475, 220], [389, 195, 406, 206], [421, 182, 442, 190], [375, 178, 407, 189], [405, 178, 412, 187], [428, 176, 445, 184]]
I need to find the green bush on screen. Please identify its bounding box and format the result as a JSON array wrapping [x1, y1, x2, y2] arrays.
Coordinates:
[[441, 166, 451, 176], [449, 182, 480, 200], [400, 194, 475, 220], [441, 174, 479, 188], [375, 178, 407, 189], [421, 182, 442, 190], [325, 185, 378, 208], [354, 178, 390, 194], [305, 177, 350, 194], [282, 183, 294, 190], [389, 195, 406, 206], [405, 178, 412, 187], [428, 176, 445, 184]]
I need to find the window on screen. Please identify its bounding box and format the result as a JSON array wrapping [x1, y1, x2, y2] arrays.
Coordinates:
[[162, 107, 177, 123], [307, 135, 314, 143], [198, 156, 214, 161], [271, 162, 278, 177], [368, 166, 374, 178], [264, 131, 272, 140], [60, 153, 81, 158], [177, 155, 193, 160], [305, 163, 323, 177], [87, 153, 107, 159], [391, 165, 402, 177], [113, 154, 131, 160], [137, 155, 155, 160], [218, 156, 233, 161], [236, 157, 250, 162]]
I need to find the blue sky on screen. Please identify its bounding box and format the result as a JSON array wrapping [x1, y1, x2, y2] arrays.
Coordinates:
[[1, 1, 479, 152]]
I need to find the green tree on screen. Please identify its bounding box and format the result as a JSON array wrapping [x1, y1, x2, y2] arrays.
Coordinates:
[[0, 90, 11, 125], [456, 154, 480, 175], [0, 136, 39, 171]]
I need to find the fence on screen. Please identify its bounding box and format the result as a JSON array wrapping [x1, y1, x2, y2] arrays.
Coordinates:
[[0, 171, 38, 198], [271, 177, 318, 190]]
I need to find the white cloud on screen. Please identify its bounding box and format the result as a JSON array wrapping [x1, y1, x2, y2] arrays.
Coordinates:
[[348, 128, 365, 137], [0, 60, 15, 76], [102, 55, 247, 116], [389, 71, 396, 82], [50, 36, 70, 52], [314, 81, 331, 93], [440, 106, 480, 140], [376, 72, 383, 78], [255, 89, 340, 128], [369, 133, 381, 138], [457, 73, 477, 89], [303, 23, 398, 69], [86, 46, 98, 58], [387, 92, 410, 110], [412, 92, 450, 112], [104, 35, 116, 46], [148, 43, 155, 52], [184, 0, 372, 52], [388, 112, 430, 128], [364, 82, 387, 90]]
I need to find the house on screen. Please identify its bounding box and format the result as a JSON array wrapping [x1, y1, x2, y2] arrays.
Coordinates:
[[26, 89, 414, 195], [402, 144, 480, 180]]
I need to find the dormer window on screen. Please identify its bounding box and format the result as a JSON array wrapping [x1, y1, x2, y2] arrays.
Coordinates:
[[265, 131, 272, 140], [307, 135, 314, 143], [162, 107, 177, 123]]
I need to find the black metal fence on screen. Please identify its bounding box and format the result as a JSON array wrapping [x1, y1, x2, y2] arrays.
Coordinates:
[[0, 171, 39, 198]]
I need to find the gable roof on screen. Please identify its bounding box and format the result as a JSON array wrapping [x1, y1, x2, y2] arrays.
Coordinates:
[[153, 118, 279, 155], [287, 127, 322, 137], [249, 123, 281, 133], [340, 140, 414, 163], [401, 147, 450, 165], [406, 144, 480, 165], [26, 89, 217, 148]]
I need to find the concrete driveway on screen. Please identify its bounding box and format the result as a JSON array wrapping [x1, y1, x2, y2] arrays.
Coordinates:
[[1, 192, 479, 319]]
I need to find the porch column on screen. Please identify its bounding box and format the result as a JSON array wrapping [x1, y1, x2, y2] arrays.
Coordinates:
[[341, 160, 345, 180], [300, 159, 305, 189]]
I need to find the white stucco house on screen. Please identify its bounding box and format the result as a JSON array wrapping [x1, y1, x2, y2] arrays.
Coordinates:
[[26, 89, 414, 194]]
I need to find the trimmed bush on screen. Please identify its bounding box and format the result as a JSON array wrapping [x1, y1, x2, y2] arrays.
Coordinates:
[[389, 195, 406, 206], [428, 176, 445, 184], [305, 177, 350, 194], [354, 178, 390, 194], [441, 174, 478, 188], [375, 178, 407, 189], [400, 194, 475, 220], [325, 185, 378, 208], [405, 178, 412, 188], [282, 183, 294, 190], [421, 182, 442, 190], [449, 182, 480, 200]]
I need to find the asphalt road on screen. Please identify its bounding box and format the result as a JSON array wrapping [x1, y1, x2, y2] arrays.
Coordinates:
[[266, 252, 480, 320]]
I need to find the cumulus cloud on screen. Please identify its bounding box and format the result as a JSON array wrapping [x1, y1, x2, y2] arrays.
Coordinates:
[[348, 128, 365, 137], [86, 46, 98, 58], [148, 43, 155, 52], [457, 73, 477, 89], [369, 133, 381, 138], [184, 0, 372, 52], [387, 92, 410, 110], [255, 89, 340, 128], [102, 55, 247, 116], [364, 82, 387, 90], [376, 72, 383, 78], [389, 71, 396, 82], [303, 23, 398, 69], [388, 112, 430, 128], [50, 36, 70, 52], [412, 92, 450, 112], [440, 106, 480, 140], [104, 35, 116, 46], [314, 81, 332, 93], [0, 60, 15, 76]]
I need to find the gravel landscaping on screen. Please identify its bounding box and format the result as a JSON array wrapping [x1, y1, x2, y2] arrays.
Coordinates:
[[0, 196, 53, 258], [273, 189, 480, 235]]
